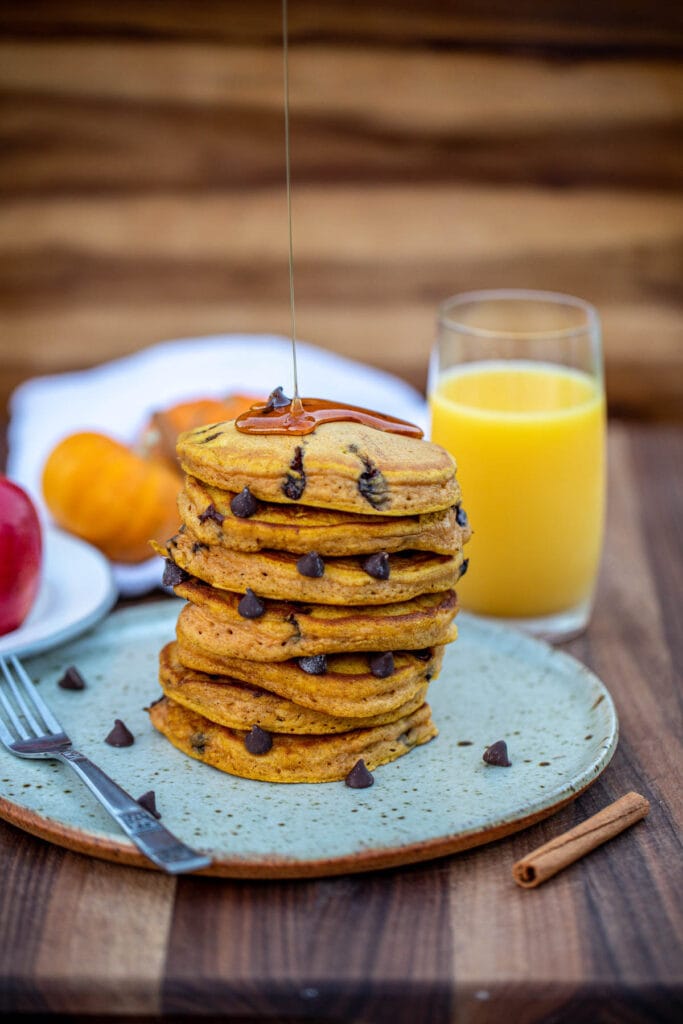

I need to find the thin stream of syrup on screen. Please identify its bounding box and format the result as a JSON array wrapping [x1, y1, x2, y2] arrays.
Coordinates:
[[282, 0, 301, 412]]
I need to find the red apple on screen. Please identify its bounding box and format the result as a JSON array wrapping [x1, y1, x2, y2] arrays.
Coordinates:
[[0, 476, 43, 636]]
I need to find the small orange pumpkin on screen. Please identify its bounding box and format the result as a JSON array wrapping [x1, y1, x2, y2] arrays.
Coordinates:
[[42, 432, 181, 563], [136, 394, 259, 472]]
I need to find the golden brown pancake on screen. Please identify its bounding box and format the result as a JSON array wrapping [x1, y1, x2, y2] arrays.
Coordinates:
[[148, 695, 438, 783], [159, 642, 429, 733], [177, 419, 458, 515], [178, 474, 466, 555], [174, 579, 458, 661], [158, 532, 462, 606], [174, 641, 444, 717]]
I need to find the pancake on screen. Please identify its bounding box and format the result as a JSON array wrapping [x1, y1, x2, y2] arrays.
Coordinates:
[[174, 642, 444, 717], [175, 579, 458, 661], [179, 474, 466, 556], [177, 419, 458, 516], [148, 695, 438, 783], [159, 533, 462, 606], [159, 642, 429, 733]]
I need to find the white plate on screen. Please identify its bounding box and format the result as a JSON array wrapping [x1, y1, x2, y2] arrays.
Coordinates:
[[0, 527, 117, 658], [0, 602, 618, 877]]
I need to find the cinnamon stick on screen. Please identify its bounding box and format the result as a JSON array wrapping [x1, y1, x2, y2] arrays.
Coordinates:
[[512, 792, 649, 889]]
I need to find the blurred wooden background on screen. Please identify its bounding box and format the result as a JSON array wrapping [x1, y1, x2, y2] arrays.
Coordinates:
[[1, 0, 682, 421]]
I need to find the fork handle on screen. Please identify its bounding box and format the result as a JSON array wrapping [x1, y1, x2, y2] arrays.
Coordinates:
[[57, 748, 212, 873]]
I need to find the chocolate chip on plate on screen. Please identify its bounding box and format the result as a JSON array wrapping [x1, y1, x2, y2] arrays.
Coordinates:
[[245, 725, 273, 755], [296, 551, 325, 578], [345, 759, 375, 789], [105, 719, 135, 747], [57, 666, 86, 691], [369, 652, 395, 678], [230, 487, 259, 518], [362, 551, 390, 580], [483, 740, 512, 767], [298, 654, 327, 675], [162, 559, 191, 587], [238, 588, 266, 618], [136, 790, 161, 819], [198, 503, 225, 525]]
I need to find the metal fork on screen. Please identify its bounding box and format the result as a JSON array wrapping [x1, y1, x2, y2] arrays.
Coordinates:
[[0, 655, 212, 874]]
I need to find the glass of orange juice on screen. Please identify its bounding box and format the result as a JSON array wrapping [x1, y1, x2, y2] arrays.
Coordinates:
[[429, 289, 606, 642]]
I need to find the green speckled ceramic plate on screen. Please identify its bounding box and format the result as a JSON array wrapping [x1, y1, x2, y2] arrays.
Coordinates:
[[0, 601, 618, 877]]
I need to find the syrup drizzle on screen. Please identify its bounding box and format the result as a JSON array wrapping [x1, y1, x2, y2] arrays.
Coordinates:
[[236, 395, 424, 438], [282, 0, 301, 411]]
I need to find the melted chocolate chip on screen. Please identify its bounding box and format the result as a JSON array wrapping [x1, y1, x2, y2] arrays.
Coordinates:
[[105, 719, 134, 747], [297, 551, 325, 578], [357, 455, 389, 509], [369, 652, 395, 678], [245, 725, 273, 755], [345, 759, 374, 789], [264, 386, 291, 411], [238, 588, 266, 619], [483, 740, 512, 767], [57, 666, 86, 691], [298, 654, 327, 675], [162, 559, 191, 587], [362, 551, 390, 580], [196, 431, 223, 444], [136, 790, 161, 819], [190, 731, 207, 754], [455, 505, 469, 528], [458, 557, 470, 580], [413, 649, 432, 661], [230, 487, 259, 518], [192, 541, 209, 554], [198, 503, 225, 525], [282, 445, 306, 500]]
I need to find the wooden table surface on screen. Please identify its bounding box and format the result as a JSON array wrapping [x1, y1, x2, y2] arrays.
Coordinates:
[[0, 418, 681, 1023]]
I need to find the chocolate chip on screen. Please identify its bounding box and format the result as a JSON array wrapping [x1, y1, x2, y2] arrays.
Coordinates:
[[57, 666, 86, 691], [192, 541, 209, 554], [282, 445, 306, 500], [264, 386, 291, 411], [198, 503, 225, 525], [345, 759, 374, 789], [162, 559, 190, 587], [458, 557, 470, 580], [238, 588, 265, 618], [298, 654, 327, 675], [297, 551, 325, 578], [105, 719, 134, 747], [369, 652, 395, 678], [483, 740, 512, 767], [363, 551, 390, 580], [357, 455, 389, 509], [245, 725, 273, 755], [455, 505, 469, 528], [413, 649, 432, 661], [230, 487, 259, 518], [136, 790, 161, 819], [196, 430, 223, 444], [190, 731, 207, 754]]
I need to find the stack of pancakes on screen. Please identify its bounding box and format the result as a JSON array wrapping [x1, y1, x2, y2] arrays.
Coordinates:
[[148, 415, 470, 783]]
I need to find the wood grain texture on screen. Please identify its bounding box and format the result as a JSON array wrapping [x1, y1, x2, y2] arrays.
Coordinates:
[[0, 421, 681, 1021], [0, 2, 682, 422]]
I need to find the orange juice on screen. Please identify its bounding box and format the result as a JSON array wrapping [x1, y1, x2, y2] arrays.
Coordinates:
[[430, 361, 606, 618]]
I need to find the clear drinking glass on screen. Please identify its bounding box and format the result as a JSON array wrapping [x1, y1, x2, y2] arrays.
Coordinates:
[[428, 289, 606, 642]]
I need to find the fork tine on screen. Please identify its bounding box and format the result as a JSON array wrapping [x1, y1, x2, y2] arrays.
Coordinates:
[[0, 710, 16, 747], [9, 656, 64, 735], [0, 670, 30, 740], [1, 658, 43, 735]]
